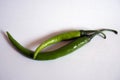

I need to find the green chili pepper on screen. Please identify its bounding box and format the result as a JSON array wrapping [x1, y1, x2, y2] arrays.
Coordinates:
[[33, 29, 117, 59], [6, 29, 117, 60]]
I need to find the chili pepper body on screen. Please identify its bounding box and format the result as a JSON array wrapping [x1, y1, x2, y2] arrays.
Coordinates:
[[6, 32, 91, 60], [6, 29, 117, 60]]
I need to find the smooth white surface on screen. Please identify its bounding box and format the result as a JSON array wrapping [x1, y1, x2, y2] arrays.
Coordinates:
[[0, 0, 120, 80]]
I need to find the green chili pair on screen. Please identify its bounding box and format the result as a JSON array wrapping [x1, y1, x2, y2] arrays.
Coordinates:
[[6, 29, 117, 60]]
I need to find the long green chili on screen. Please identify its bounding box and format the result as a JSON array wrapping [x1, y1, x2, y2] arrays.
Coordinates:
[[6, 29, 117, 60]]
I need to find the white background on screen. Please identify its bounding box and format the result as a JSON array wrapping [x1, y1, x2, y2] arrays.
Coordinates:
[[0, 0, 120, 80]]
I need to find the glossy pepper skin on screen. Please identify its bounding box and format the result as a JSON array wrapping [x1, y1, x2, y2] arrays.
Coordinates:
[[7, 30, 97, 59], [6, 29, 117, 60], [6, 32, 91, 60]]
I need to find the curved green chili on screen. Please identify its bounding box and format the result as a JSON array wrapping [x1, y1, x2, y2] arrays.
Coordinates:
[[6, 29, 117, 60], [6, 32, 95, 60], [33, 29, 117, 59]]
